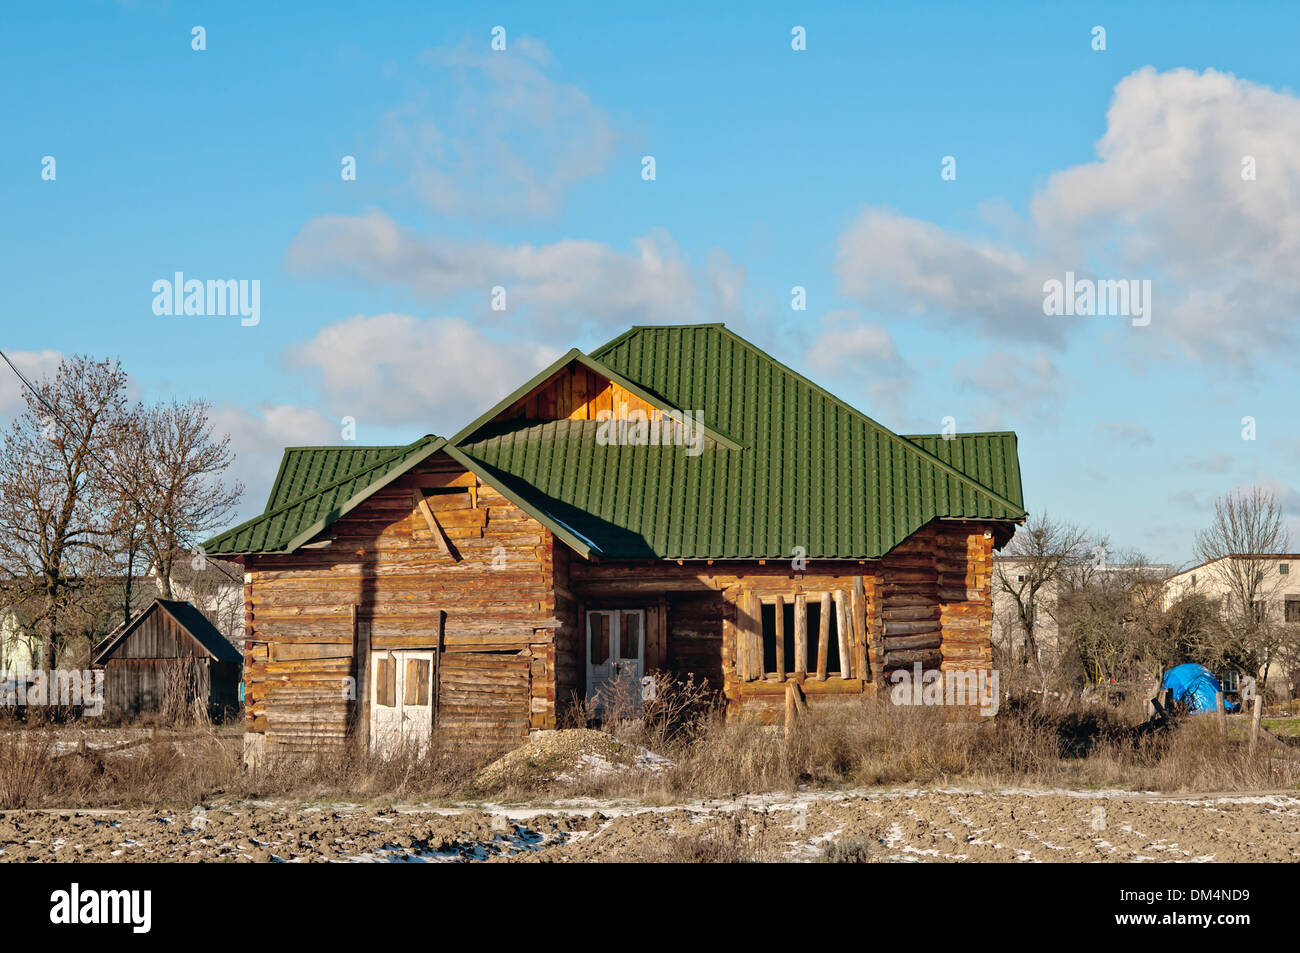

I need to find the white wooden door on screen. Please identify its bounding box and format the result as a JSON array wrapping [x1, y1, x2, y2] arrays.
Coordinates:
[[586, 609, 645, 714], [370, 650, 435, 755]]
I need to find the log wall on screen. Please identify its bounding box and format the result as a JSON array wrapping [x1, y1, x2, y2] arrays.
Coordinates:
[[242, 454, 562, 757], [564, 521, 1000, 724]]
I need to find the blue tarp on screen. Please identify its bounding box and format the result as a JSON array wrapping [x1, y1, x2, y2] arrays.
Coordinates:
[[1160, 663, 1240, 714]]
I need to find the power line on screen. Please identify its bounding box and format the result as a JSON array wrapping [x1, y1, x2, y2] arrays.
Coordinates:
[[0, 349, 244, 587]]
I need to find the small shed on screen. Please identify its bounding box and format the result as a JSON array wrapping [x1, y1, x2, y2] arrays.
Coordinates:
[[92, 599, 243, 720]]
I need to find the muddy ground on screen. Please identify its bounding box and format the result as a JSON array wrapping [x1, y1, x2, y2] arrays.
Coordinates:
[[1, 788, 1296, 862]]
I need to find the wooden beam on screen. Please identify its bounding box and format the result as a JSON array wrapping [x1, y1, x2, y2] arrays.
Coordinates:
[[851, 576, 866, 681], [412, 490, 455, 559], [835, 589, 852, 679], [794, 593, 807, 676], [815, 592, 831, 680], [734, 596, 748, 682], [774, 594, 786, 681]]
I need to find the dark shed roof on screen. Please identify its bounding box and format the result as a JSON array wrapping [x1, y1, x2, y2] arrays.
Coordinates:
[[93, 599, 243, 666]]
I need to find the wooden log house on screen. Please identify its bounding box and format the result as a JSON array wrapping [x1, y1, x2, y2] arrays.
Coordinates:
[[203, 324, 1025, 763]]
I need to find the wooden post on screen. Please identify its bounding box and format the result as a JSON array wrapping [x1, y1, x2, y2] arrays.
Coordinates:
[[784, 682, 796, 737], [738, 589, 761, 682], [1249, 691, 1263, 757], [851, 576, 868, 683], [354, 614, 371, 755], [738, 598, 748, 681], [834, 590, 852, 679], [1216, 691, 1227, 741], [774, 595, 786, 682], [794, 594, 807, 675], [815, 592, 831, 680]]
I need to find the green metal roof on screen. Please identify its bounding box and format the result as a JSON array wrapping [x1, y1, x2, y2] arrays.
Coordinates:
[[455, 325, 1025, 560], [264, 445, 408, 510], [900, 432, 1024, 511], [205, 436, 447, 555], [203, 324, 1025, 558]]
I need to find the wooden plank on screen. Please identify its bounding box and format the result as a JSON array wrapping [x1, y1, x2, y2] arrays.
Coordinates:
[[774, 594, 785, 681], [852, 576, 869, 683], [375, 654, 395, 707], [271, 643, 353, 661], [743, 590, 754, 681], [815, 592, 831, 680], [412, 489, 454, 558], [835, 589, 852, 679], [794, 593, 807, 676]]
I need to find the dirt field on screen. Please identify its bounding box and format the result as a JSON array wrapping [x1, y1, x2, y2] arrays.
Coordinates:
[[2, 788, 1296, 862]]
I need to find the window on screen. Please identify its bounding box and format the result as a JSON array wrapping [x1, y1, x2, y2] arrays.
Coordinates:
[[1280, 562, 1290, 575], [1016, 574, 1026, 583], [759, 596, 840, 677], [1286, 599, 1300, 623]]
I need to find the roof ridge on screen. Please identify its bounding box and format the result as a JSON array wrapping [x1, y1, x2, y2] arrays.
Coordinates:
[[449, 348, 743, 451], [902, 430, 1019, 439]]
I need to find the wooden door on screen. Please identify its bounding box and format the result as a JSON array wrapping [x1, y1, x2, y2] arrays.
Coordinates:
[[586, 609, 646, 714], [370, 650, 434, 755]]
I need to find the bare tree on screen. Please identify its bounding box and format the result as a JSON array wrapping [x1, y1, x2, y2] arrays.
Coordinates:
[[1057, 550, 1164, 692], [0, 357, 130, 672], [994, 513, 1093, 692], [114, 399, 243, 600], [1194, 487, 1291, 691]]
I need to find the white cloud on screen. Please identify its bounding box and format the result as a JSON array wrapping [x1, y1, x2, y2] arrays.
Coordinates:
[[836, 68, 1300, 367], [285, 211, 701, 337], [836, 210, 1057, 344], [208, 403, 339, 521], [803, 311, 914, 418], [287, 313, 561, 429], [951, 349, 1065, 427], [0, 349, 65, 417], [383, 36, 619, 220], [1095, 421, 1154, 447]]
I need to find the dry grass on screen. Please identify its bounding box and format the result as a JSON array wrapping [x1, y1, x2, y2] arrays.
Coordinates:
[[1, 681, 1297, 811], [0, 725, 237, 810], [548, 679, 1300, 799]]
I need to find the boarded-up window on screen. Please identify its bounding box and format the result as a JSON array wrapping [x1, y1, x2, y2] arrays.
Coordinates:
[[590, 613, 610, 665], [405, 658, 430, 706], [375, 656, 396, 707], [761, 597, 838, 676]]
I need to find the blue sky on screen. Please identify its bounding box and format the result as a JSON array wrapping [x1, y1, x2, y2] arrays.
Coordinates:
[[4, 1, 1299, 563]]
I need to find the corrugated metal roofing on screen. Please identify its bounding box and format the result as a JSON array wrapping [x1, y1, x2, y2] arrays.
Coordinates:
[[264, 446, 407, 510], [204, 436, 445, 555], [900, 432, 1024, 511], [202, 324, 1025, 558]]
